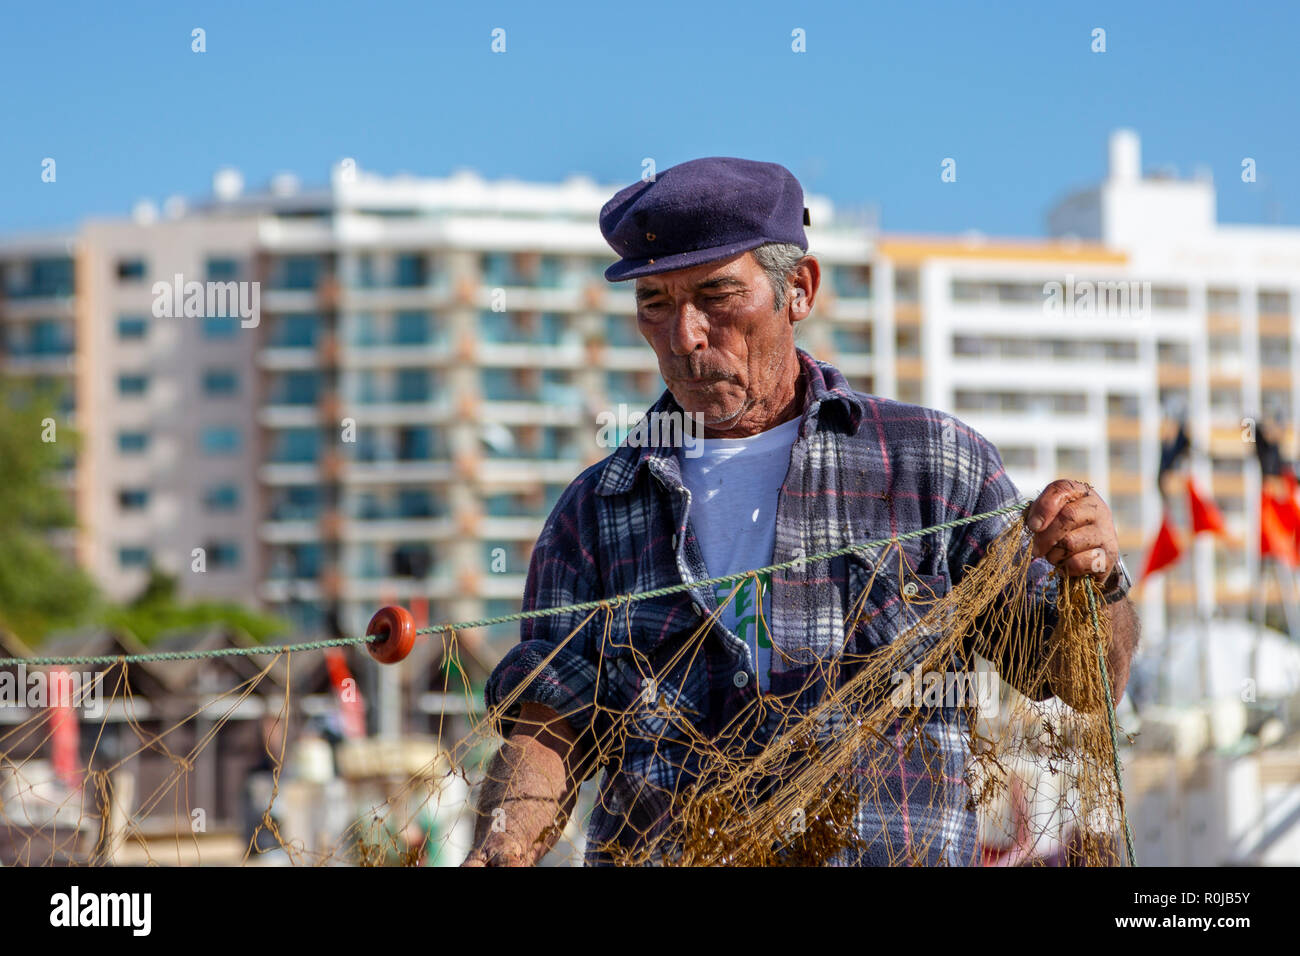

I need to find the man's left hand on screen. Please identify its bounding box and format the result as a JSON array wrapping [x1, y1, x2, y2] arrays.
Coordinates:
[[1026, 478, 1119, 583]]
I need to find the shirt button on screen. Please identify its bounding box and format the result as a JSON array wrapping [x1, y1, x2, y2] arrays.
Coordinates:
[[903, 581, 919, 597], [672, 533, 678, 550], [694, 605, 704, 617], [733, 671, 749, 688]]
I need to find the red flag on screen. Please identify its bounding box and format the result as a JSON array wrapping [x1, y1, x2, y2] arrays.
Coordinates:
[[1185, 476, 1228, 538], [1281, 470, 1300, 555], [1139, 513, 1184, 581], [48, 668, 80, 790], [324, 649, 366, 739], [1260, 491, 1299, 568]]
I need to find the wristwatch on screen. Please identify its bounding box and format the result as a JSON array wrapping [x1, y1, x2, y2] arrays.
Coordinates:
[[1099, 556, 1132, 604]]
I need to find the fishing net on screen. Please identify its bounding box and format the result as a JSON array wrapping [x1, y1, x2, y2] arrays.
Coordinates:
[[0, 504, 1132, 866]]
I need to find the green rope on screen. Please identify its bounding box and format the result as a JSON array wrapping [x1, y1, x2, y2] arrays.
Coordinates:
[[0, 499, 1029, 668], [1083, 576, 1137, 867]]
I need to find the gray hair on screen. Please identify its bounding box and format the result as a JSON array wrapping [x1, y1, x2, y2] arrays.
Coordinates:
[[751, 241, 809, 312]]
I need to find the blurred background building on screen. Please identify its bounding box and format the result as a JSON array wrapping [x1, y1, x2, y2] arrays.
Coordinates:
[[3, 128, 1299, 863], [5, 130, 1299, 642]]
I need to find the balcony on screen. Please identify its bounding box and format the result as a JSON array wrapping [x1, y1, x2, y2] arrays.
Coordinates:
[[1258, 312, 1291, 336], [2, 349, 76, 374], [1157, 364, 1191, 388], [1106, 417, 1143, 439], [3, 258, 74, 300], [829, 325, 872, 356], [894, 303, 921, 325], [831, 265, 872, 300]]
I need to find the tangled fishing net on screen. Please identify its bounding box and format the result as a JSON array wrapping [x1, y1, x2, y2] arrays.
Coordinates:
[[0, 505, 1131, 866]]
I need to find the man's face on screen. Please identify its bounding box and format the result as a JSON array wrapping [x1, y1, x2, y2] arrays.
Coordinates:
[[633, 251, 804, 431]]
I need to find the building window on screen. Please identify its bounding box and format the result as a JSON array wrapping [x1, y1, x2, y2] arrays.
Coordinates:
[[118, 547, 151, 568], [203, 541, 241, 569], [1260, 336, 1291, 368], [391, 542, 433, 577], [117, 488, 150, 511], [1111, 494, 1143, 528], [202, 367, 239, 396], [355, 254, 377, 289], [20, 319, 71, 355], [273, 256, 320, 290], [200, 426, 241, 455], [832, 264, 872, 298], [894, 269, 919, 303], [269, 485, 320, 520], [831, 325, 872, 355], [116, 258, 147, 282], [267, 313, 318, 348], [397, 425, 435, 460], [206, 257, 240, 282], [269, 543, 322, 579], [6, 257, 73, 298], [1258, 290, 1290, 316], [1000, 447, 1037, 469], [1106, 393, 1141, 418], [1056, 446, 1090, 475], [117, 431, 150, 454], [396, 487, 435, 518], [895, 327, 921, 358], [1262, 389, 1290, 422], [393, 311, 431, 345], [269, 370, 320, 405], [1108, 440, 1142, 472], [1157, 340, 1189, 364], [604, 313, 642, 348], [393, 253, 427, 288], [1210, 387, 1239, 418], [203, 484, 241, 511], [116, 316, 148, 340], [1207, 288, 1239, 312], [395, 369, 431, 403], [271, 428, 319, 463], [117, 374, 149, 396], [1151, 286, 1189, 309], [203, 316, 240, 339]]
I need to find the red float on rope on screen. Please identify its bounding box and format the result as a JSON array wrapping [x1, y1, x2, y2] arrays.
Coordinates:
[[365, 605, 416, 664]]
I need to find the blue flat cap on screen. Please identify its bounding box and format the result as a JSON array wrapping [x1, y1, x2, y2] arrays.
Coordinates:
[[599, 157, 810, 282]]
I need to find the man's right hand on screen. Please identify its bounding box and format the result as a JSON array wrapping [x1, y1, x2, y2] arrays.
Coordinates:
[[461, 834, 532, 867]]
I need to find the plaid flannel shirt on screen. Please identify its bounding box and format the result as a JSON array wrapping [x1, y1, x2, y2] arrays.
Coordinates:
[[485, 348, 1060, 866]]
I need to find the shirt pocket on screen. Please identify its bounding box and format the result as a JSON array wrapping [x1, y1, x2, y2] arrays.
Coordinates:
[[597, 598, 713, 733], [845, 547, 951, 661]]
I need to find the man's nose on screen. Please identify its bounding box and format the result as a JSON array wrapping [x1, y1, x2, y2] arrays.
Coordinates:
[[669, 303, 708, 355]]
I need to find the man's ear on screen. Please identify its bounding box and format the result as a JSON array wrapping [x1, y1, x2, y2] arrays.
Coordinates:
[[791, 286, 808, 319]]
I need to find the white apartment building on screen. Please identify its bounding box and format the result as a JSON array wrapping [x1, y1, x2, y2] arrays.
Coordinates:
[[843, 130, 1300, 641]]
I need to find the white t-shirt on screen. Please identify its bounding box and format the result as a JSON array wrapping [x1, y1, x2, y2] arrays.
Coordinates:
[[679, 415, 801, 692]]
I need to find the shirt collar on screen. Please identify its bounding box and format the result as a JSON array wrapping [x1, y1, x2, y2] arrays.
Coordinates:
[[594, 348, 866, 497]]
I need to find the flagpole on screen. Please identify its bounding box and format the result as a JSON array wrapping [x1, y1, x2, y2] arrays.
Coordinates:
[[1276, 561, 1300, 638], [1247, 426, 1264, 697]]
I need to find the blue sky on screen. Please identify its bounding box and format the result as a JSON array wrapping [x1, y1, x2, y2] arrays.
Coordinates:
[[2, 0, 1297, 237]]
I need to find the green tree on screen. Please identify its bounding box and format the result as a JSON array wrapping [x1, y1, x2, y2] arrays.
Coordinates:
[[102, 563, 287, 645], [0, 377, 98, 642]]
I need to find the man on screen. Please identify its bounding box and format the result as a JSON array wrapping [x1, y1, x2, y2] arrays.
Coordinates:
[[464, 157, 1140, 866]]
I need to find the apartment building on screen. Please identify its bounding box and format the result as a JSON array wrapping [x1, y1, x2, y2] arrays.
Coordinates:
[[2, 130, 1297, 657], [0, 166, 870, 661], [834, 130, 1300, 638]]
